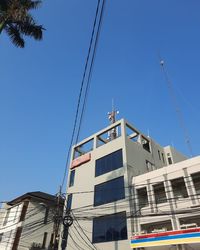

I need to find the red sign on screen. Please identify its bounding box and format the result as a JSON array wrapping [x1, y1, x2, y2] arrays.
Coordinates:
[[71, 153, 91, 169]]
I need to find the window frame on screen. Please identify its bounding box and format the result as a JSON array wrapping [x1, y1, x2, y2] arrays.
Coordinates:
[[66, 194, 73, 210], [69, 170, 75, 187], [95, 149, 123, 177], [92, 211, 128, 243], [94, 176, 125, 206]]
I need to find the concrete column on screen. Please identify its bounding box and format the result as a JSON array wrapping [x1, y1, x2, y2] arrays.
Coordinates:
[[163, 175, 187, 250], [183, 168, 198, 205], [163, 174, 179, 229], [146, 180, 156, 213]]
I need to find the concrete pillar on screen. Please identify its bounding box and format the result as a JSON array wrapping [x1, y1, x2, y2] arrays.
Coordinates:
[[163, 174, 179, 229], [147, 179, 156, 213], [183, 168, 198, 205]]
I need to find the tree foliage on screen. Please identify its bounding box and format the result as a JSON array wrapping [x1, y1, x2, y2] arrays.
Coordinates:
[[0, 0, 44, 48]]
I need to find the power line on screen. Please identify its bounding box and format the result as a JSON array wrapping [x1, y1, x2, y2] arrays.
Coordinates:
[[61, 0, 105, 191], [72, 211, 99, 250], [75, 0, 106, 144], [70, 226, 94, 250]]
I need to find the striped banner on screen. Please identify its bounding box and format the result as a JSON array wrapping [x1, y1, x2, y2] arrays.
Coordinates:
[[131, 228, 200, 248]]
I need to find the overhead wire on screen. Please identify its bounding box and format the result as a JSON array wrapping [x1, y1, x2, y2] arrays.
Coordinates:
[[75, 0, 106, 144], [70, 225, 94, 250], [61, 0, 104, 191], [72, 211, 99, 250]]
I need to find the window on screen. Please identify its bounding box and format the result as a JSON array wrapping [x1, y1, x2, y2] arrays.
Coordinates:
[[3, 209, 11, 226], [137, 187, 148, 208], [168, 157, 172, 165], [142, 137, 151, 152], [0, 233, 3, 243], [179, 216, 200, 229], [66, 194, 72, 210], [42, 232, 48, 249], [141, 220, 172, 234], [94, 177, 125, 206], [158, 150, 161, 160], [13, 205, 20, 222], [44, 207, 49, 224], [191, 172, 200, 195], [69, 170, 75, 187], [153, 183, 167, 204], [93, 212, 127, 243], [49, 233, 54, 248], [146, 160, 155, 172], [161, 153, 165, 164], [171, 177, 188, 199], [95, 149, 123, 177], [5, 230, 13, 248]]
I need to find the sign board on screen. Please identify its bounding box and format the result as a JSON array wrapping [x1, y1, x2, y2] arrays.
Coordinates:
[[71, 153, 91, 169], [131, 228, 200, 248]]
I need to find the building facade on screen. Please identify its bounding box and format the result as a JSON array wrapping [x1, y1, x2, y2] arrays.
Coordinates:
[[132, 156, 200, 250], [0, 192, 63, 250], [64, 118, 189, 250]]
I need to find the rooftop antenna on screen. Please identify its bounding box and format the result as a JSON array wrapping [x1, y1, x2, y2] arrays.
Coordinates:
[[159, 56, 193, 157], [147, 129, 150, 138], [107, 99, 119, 140], [108, 98, 119, 124]]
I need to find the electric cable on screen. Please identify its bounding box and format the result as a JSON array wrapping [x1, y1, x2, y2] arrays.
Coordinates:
[[72, 211, 99, 250], [60, 0, 103, 191], [75, 0, 106, 144]]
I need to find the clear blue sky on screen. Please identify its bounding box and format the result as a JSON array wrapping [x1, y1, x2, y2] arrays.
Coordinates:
[[1, 0, 200, 202]]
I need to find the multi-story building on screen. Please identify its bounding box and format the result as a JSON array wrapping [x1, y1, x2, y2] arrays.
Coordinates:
[[0, 191, 63, 250], [131, 155, 200, 250], [65, 118, 189, 250]]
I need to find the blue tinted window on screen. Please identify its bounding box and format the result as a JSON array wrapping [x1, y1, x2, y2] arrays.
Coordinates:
[[69, 170, 75, 187], [95, 149, 123, 177], [67, 194, 72, 209], [93, 212, 127, 243], [94, 176, 125, 206]]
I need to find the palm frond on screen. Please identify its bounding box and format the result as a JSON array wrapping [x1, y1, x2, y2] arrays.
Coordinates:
[[1, 0, 44, 48], [18, 21, 43, 40], [5, 24, 25, 47], [21, 0, 42, 10]]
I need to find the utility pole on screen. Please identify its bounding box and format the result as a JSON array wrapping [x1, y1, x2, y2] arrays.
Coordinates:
[[53, 186, 63, 250], [61, 209, 73, 250]]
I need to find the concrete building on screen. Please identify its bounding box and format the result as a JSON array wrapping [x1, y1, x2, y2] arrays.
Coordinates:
[[65, 118, 189, 250], [0, 191, 63, 250], [132, 155, 200, 250]]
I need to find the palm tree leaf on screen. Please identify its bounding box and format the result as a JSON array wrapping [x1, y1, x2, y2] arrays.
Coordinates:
[[18, 21, 43, 40], [21, 0, 42, 10], [5, 24, 25, 47], [1, 0, 44, 47]]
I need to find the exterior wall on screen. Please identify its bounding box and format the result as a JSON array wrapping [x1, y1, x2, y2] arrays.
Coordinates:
[[18, 201, 55, 249], [64, 119, 188, 250], [164, 145, 187, 164], [67, 131, 130, 250], [0, 199, 56, 250], [0, 203, 23, 250], [132, 156, 200, 250]]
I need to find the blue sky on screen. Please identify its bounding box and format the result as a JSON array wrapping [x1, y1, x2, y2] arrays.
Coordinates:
[[1, 0, 200, 201]]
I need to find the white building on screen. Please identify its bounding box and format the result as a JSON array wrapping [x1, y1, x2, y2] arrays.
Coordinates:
[[64, 118, 191, 250], [132, 156, 200, 250], [0, 191, 63, 250]]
